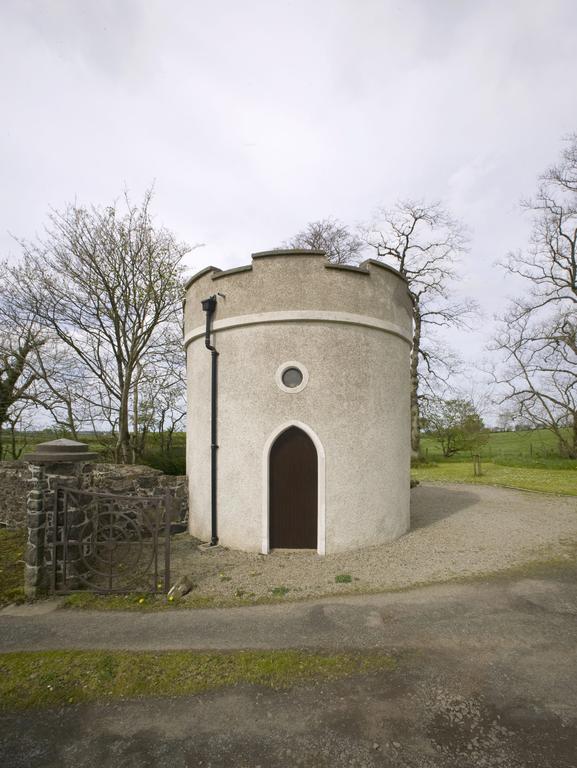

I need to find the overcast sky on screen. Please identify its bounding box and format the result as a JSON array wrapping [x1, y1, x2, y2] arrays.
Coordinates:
[[2, 0, 577, 413]]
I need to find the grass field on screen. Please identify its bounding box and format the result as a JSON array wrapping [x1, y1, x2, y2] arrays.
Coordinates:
[[420, 427, 573, 464], [411, 461, 577, 496], [416, 428, 577, 495]]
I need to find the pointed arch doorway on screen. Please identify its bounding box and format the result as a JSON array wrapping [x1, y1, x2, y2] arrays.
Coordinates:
[[268, 426, 318, 550]]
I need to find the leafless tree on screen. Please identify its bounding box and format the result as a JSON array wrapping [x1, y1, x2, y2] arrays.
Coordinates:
[[362, 201, 474, 456], [494, 135, 577, 455], [3, 400, 36, 460], [0, 262, 45, 458], [11, 189, 191, 463], [27, 337, 96, 439], [284, 218, 364, 264], [500, 139, 577, 317], [126, 320, 186, 460], [494, 312, 576, 456]]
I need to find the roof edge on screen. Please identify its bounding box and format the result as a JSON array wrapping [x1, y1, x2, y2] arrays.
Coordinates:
[[325, 263, 369, 275], [212, 264, 253, 280], [360, 258, 408, 284], [252, 248, 326, 259], [184, 265, 222, 290]]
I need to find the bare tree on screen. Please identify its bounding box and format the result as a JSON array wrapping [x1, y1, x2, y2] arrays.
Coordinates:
[[494, 135, 577, 455], [494, 312, 576, 457], [11, 189, 191, 463], [363, 201, 474, 456], [3, 400, 36, 460], [501, 138, 577, 316], [0, 263, 44, 458], [134, 322, 186, 458], [284, 218, 364, 264], [27, 337, 95, 439]]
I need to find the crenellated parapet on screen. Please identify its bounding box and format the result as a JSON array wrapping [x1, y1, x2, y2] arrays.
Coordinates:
[[184, 249, 413, 349]]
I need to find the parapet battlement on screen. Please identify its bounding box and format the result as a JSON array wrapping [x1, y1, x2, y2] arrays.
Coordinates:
[[184, 249, 407, 291], [183, 249, 413, 340]]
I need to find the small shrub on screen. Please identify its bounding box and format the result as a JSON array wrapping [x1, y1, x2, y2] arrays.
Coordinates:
[[141, 451, 186, 475], [335, 574, 352, 584], [271, 586, 290, 597]]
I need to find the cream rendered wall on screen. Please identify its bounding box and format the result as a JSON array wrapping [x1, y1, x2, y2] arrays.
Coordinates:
[[185, 251, 412, 554]]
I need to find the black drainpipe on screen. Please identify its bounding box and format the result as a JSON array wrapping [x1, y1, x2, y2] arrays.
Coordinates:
[[201, 295, 219, 546]]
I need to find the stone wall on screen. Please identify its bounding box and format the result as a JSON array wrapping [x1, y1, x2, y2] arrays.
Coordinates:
[[86, 464, 188, 522], [1, 461, 188, 530]]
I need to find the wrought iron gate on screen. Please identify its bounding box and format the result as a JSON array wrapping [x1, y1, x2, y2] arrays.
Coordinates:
[[50, 486, 173, 594]]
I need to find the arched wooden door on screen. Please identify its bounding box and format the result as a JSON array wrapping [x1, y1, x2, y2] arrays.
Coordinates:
[[269, 426, 318, 549]]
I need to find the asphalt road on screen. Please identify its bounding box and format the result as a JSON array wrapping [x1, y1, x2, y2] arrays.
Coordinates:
[[1, 571, 577, 767], [2, 575, 576, 653]]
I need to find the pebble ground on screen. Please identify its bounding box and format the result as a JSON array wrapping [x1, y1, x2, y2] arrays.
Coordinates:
[[171, 483, 577, 603]]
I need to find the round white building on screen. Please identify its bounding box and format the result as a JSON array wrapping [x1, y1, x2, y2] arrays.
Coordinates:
[[184, 249, 413, 555]]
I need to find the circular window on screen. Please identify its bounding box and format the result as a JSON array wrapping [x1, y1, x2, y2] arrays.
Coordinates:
[[281, 367, 303, 388], [275, 361, 309, 394]]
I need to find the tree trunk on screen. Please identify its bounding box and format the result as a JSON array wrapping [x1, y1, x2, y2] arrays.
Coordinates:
[[410, 307, 422, 458], [131, 378, 138, 465], [556, 413, 577, 459], [65, 400, 78, 440], [131, 364, 145, 464], [10, 422, 17, 459], [570, 413, 577, 460], [116, 379, 132, 464], [166, 425, 175, 453]]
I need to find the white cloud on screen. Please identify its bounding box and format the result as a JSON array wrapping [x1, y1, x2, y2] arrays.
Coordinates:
[[1, 0, 576, 376]]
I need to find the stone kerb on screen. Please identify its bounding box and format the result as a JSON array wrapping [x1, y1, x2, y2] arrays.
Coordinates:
[[23, 439, 99, 598]]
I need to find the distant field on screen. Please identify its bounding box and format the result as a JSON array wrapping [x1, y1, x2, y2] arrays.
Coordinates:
[[5, 428, 577, 494], [420, 427, 570, 464], [416, 428, 577, 496]]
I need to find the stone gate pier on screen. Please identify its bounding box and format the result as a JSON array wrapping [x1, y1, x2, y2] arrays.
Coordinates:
[[23, 439, 98, 598]]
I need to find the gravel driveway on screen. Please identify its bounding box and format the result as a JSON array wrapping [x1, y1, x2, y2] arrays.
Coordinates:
[[171, 483, 577, 602]]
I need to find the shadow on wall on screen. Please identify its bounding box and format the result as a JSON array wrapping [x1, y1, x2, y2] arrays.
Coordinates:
[[410, 485, 480, 531]]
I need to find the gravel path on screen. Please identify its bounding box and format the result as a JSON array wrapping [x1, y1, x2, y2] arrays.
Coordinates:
[[171, 483, 577, 603]]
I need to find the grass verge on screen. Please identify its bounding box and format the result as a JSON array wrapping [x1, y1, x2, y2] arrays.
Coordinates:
[[0, 649, 397, 711], [0, 529, 26, 606], [59, 540, 577, 612], [411, 460, 577, 495], [60, 591, 291, 611]]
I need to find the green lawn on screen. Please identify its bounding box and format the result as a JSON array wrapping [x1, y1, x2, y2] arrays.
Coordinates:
[[420, 427, 574, 464], [0, 649, 396, 710], [416, 427, 577, 495], [0, 530, 26, 606], [412, 460, 577, 496]]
